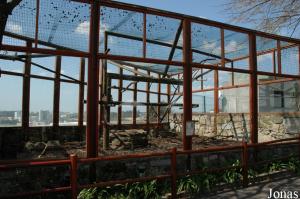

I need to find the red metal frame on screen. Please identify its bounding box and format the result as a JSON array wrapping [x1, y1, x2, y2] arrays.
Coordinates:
[[182, 19, 192, 150], [0, 137, 299, 199], [0, 0, 300, 187], [86, 0, 100, 157]]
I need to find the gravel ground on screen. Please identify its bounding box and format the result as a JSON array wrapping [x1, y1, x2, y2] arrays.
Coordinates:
[[197, 175, 300, 199]]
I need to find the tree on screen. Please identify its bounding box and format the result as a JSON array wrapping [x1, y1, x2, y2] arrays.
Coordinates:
[[0, 0, 22, 45], [224, 0, 300, 36]]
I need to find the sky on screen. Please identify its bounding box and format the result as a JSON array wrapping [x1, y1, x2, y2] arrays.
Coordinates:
[[0, 0, 230, 113], [115, 0, 229, 23], [0, 0, 298, 115]]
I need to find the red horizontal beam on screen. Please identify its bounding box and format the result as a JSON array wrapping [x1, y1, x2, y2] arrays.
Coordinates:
[[0, 186, 71, 199], [78, 151, 172, 164], [1, 45, 89, 57], [100, 0, 300, 44], [78, 174, 170, 190], [177, 165, 241, 177], [98, 54, 184, 66], [177, 144, 243, 155], [0, 159, 70, 170]]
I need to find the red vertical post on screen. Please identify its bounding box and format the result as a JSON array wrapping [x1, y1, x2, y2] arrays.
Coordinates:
[[214, 70, 219, 133], [171, 147, 177, 199], [86, 0, 100, 157], [272, 50, 276, 75], [157, 75, 161, 127], [133, 68, 137, 125], [298, 134, 300, 162], [298, 46, 300, 75], [34, 0, 40, 48], [53, 55, 61, 129], [277, 40, 282, 74], [182, 19, 192, 150], [22, 41, 32, 128], [249, 34, 258, 144], [167, 84, 171, 125], [70, 154, 78, 199], [118, 68, 123, 128], [221, 28, 225, 68], [146, 71, 150, 129], [242, 141, 249, 187], [78, 58, 85, 128], [143, 12, 146, 58]]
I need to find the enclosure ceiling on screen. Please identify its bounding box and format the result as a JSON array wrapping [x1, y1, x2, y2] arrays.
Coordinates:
[[2, 0, 299, 75]]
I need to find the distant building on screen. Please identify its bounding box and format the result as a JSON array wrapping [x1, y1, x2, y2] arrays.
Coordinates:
[[220, 75, 300, 113], [39, 110, 52, 124], [14, 111, 21, 121]]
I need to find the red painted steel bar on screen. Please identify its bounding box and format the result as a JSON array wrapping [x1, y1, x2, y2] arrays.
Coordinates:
[[299, 46, 300, 75], [157, 75, 161, 126], [133, 68, 137, 125], [118, 68, 123, 127], [146, 70, 150, 128], [272, 50, 276, 75], [70, 155, 78, 199], [249, 34, 258, 144], [177, 165, 241, 177], [177, 144, 242, 155], [34, 0, 40, 48], [53, 55, 61, 128], [182, 19, 192, 150], [99, 0, 300, 44], [78, 151, 171, 163], [86, 0, 100, 157], [171, 148, 177, 199], [299, 135, 300, 161], [214, 70, 219, 133], [0, 186, 71, 198], [78, 58, 85, 127], [21, 41, 32, 128], [167, 83, 171, 124], [79, 175, 170, 190], [242, 141, 249, 187], [1, 44, 89, 57], [143, 12, 146, 58], [1, 69, 81, 84], [0, 159, 70, 170], [221, 28, 225, 67], [98, 54, 183, 66], [277, 40, 282, 74]]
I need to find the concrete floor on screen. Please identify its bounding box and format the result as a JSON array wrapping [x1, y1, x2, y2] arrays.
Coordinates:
[[198, 176, 300, 199]]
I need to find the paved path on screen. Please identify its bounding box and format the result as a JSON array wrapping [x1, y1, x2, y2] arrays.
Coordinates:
[[198, 176, 300, 199]]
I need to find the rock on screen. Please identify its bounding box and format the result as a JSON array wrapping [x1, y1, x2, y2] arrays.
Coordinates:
[[34, 142, 46, 151], [47, 140, 60, 147], [110, 129, 148, 150], [24, 141, 34, 151]]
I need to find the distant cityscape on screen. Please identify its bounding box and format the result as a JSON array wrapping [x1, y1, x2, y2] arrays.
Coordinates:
[[0, 110, 81, 127], [0, 109, 162, 127]]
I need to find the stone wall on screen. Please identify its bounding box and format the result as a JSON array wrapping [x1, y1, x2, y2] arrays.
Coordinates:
[[0, 126, 85, 159], [170, 112, 300, 142]]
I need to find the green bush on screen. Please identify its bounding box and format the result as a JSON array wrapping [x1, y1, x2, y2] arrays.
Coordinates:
[[78, 156, 300, 198]]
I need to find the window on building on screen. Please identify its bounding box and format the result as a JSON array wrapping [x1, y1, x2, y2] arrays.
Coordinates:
[[273, 90, 284, 108]]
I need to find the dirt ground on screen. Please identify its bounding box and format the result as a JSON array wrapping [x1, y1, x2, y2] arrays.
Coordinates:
[[17, 134, 241, 160]]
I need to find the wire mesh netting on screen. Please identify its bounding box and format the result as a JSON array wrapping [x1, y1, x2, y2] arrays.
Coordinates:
[[2, 0, 299, 76], [281, 45, 299, 75], [191, 23, 221, 65], [6, 0, 90, 51]]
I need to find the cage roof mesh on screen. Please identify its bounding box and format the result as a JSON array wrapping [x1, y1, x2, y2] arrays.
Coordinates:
[[3, 0, 298, 75]]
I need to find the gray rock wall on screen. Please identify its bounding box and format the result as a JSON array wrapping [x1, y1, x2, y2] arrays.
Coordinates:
[[170, 112, 300, 142]]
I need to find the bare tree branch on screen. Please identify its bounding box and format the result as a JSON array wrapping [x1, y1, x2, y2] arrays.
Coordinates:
[[0, 0, 22, 45], [224, 0, 300, 37]]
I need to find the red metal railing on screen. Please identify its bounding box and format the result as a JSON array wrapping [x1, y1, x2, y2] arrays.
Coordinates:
[[0, 137, 299, 199]]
